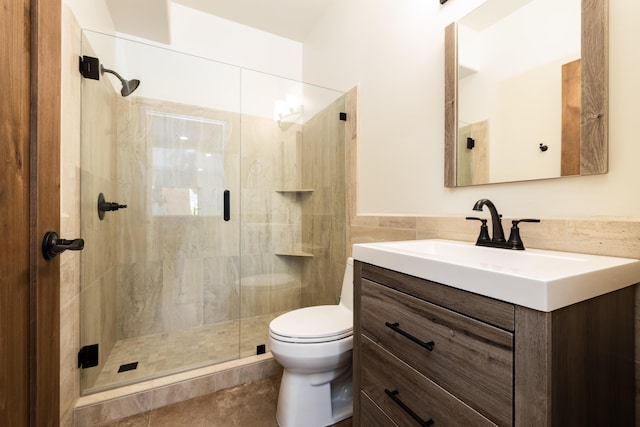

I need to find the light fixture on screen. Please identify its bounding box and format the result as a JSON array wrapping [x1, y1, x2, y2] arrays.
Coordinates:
[[273, 93, 303, 126]]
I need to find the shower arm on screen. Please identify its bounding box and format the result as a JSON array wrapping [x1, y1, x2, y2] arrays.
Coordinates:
[[100, 65, 126, 84]]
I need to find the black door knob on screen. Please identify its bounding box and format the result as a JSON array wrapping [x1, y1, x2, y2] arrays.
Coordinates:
[[42, 231, 84, 260]]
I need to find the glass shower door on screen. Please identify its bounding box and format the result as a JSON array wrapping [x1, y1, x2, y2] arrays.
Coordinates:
[[79, 30, 242, 394]]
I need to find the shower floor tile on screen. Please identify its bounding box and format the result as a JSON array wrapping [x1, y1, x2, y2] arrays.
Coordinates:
[[87, 312, 285, 393]]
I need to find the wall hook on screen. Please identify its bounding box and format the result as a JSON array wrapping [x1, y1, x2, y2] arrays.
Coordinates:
[[539, 143, 548, 152]]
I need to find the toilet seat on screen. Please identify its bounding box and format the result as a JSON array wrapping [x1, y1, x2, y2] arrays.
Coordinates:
[[270, 305, 353, 344]]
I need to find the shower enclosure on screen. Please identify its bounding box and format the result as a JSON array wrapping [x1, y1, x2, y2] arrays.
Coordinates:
[[79, 30, 350, 394]]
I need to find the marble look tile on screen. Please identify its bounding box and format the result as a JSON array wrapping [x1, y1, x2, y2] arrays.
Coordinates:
[[80, 281, 107, 390], [84, 315, 282, 393], [203, 256, 240, 324], [60, 250, 81, 308], [378, 216, 418, 230], [117, 262, 163, 338], [350, 225, 416, 245], [212, 378, 278, 427], [75, 392, 153, 427], [78, 86, 350, 399], [148, 394, 215, 427], [95, 412, 150, 427], [77, 355, 282, 425], [350, 215, 379, 227], [93, 376, 351, 427], [60, 296, 80, 427]]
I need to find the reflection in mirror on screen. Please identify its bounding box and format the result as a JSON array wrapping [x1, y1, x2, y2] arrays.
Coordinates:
[[444, 0, 608, 187]]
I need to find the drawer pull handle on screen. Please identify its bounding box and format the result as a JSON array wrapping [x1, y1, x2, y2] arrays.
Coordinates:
[[384, 389, 434, 426], [385, 322, 435, 351]]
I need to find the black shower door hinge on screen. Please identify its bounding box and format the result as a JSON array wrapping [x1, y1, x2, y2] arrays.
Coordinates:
[[79, 55, 100, 80], [78, 343, 99, 369]]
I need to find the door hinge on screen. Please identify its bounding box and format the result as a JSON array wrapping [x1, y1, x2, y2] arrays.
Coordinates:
[[78, 344, 99, 369], [79, 55, 100, 80]]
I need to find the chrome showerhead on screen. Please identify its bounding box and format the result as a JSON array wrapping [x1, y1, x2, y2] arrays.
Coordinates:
[[100, 65, 140, 97]]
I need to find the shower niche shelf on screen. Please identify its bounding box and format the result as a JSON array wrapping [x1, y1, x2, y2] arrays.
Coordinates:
[[275, 251, 314, 258]]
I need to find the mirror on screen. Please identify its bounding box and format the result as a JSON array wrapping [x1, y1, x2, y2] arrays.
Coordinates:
[[444, 0, 608, 187]]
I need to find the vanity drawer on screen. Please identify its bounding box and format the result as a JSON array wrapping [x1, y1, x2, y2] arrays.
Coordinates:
[[361, 278, 513, 426], [359, 392, 398, 427], [361, 262, 515, 331], [361, 335, 497, 427]]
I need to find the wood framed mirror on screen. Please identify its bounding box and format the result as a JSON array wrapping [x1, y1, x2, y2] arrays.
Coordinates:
[[444, 0, 608, 187]]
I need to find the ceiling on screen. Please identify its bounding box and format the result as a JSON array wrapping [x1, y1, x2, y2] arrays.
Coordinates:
[[107, 0, 337, 43]]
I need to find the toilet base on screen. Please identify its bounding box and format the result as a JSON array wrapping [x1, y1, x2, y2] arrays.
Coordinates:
[[276, 367, 353, 427]]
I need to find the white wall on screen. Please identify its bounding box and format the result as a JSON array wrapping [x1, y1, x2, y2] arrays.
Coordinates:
[[63, 0, 115, 33], [303, 0, 640, 220], [63, 1, 303, 81], [167, 4, 303, 81]]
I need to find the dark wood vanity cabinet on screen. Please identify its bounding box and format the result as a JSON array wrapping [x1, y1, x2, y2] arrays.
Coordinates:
[[353, 261, 635, 427]]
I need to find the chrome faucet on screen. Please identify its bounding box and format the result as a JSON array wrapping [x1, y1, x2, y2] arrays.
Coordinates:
[[472, 199, 505, 243], [466, 199, 540, 250]]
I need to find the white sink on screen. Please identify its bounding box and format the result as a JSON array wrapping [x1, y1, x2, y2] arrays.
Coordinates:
[[352, 239, 640, 311]]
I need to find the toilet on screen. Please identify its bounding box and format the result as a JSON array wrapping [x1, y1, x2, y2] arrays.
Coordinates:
[[269, 258, 354, 427]]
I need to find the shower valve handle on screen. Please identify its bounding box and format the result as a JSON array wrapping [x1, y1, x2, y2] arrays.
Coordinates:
[[98, 193, 127, 220], [102, 201, 127, 211]]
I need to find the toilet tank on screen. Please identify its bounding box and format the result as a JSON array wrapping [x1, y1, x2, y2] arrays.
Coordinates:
[[339, 257, 354, 311]]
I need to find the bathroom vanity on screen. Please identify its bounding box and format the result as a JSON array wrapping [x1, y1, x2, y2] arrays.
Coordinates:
[[352, 240, 640, 427]]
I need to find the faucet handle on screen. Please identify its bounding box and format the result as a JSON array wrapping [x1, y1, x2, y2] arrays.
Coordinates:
[[466, 217, 490, 243], [507, 219, 541, 250], [513, 218, 541, 224]]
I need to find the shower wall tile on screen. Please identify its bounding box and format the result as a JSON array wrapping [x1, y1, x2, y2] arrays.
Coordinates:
[[116, 262, 163, 338], [202, 218, 241, 258], [80, 269, 115, 390], [114, 99, 246, 341], [240, 276, 301, 318], [60, 296, 79, 427], [161, 258, 204, 332], [160, 216, 205, 260], [299, 91, 349, 307], [203, 256, 240, 324], [270, 192, 300, 225], [278, 129, 302, 188]]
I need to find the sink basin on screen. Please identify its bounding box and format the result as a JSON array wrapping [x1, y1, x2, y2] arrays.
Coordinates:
[[352, 239, 640, 311]]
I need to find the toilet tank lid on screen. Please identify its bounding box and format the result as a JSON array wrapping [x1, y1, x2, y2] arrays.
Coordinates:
[[269, 305, 353, 339]]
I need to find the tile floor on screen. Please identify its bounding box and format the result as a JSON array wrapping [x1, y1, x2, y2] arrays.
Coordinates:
[[95, 376, 353, 427]]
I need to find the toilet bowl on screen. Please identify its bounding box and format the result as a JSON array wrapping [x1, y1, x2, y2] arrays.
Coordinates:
[[269, 258, 354, 427]]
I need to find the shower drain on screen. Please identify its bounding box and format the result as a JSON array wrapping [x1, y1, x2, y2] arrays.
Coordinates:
[[118, 361, 138, 373]]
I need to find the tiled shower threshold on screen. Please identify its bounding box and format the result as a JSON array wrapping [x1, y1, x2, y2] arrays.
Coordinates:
[[74, 353, 282, 426]]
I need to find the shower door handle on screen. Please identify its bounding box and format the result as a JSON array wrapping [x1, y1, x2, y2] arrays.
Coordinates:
[[223, 190, 230, 221], [42, 231, 84, 260]]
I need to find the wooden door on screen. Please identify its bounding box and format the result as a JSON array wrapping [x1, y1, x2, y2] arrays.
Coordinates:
[[0, 0, 61, 425]]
